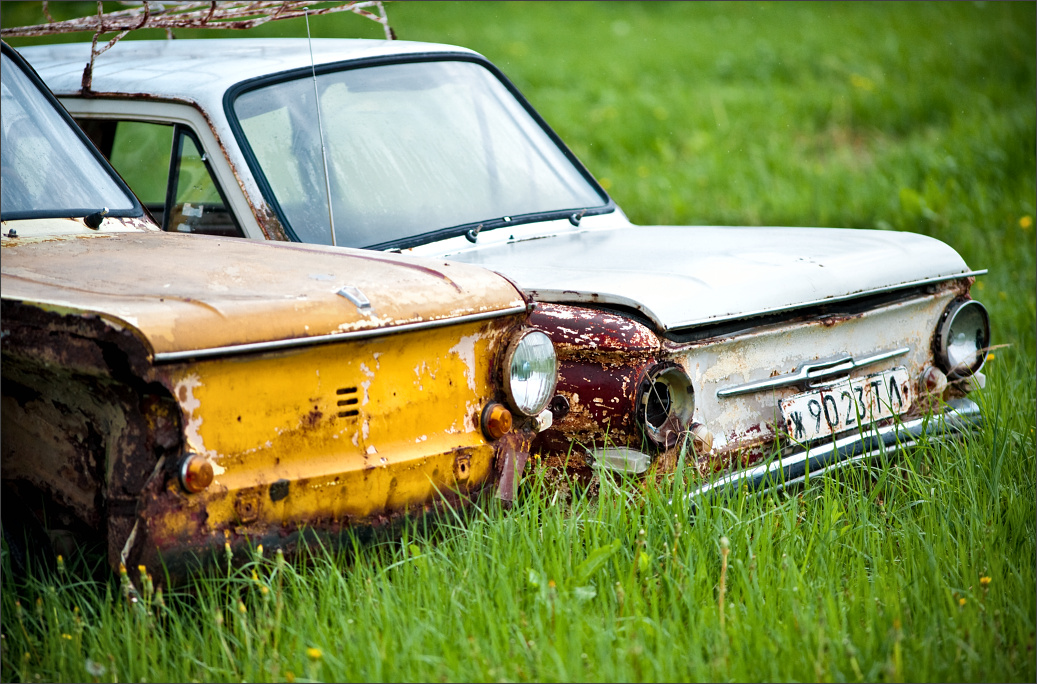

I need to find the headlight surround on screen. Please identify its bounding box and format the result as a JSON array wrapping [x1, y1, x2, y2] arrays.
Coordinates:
[[636, 362, 695, 449], [503, 330, 557, 416], [935, 298, 990, 379]]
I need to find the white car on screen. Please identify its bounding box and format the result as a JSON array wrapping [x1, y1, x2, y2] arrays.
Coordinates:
[[22, 38, 990, 492]]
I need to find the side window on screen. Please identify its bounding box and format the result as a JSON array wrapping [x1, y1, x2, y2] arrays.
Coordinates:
[[77, 118, 244, 238], [80, 119, 172, 223], [166, 129, 243, 237]]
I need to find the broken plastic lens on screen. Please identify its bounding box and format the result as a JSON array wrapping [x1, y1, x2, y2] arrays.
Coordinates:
[[505, 330, 557, 416]]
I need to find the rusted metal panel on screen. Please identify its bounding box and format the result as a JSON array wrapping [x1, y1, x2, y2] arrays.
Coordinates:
[[3, 280, 538, 580], [2, 298, 180, 554], [119, 315, 531, 576], [529, 304, 659, 455], [2, 230, 526, 358]]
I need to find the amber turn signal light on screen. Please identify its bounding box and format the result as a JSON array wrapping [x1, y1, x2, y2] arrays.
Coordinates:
[[179, 453, 214, 493], [482, 402, 513, 440]]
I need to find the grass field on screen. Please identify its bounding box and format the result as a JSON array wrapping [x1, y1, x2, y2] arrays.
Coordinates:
[[3, 2, 1035, 681]]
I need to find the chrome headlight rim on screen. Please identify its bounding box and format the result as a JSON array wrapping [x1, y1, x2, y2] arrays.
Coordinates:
[[503, 329, 558, 417], [934, 298, 990, 380]]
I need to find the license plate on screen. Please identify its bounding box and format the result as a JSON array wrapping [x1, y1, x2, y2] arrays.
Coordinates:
[[780, 368, 912, 443]]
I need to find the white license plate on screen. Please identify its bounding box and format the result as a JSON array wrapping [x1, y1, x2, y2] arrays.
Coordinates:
[[780, 368, 913, 443]]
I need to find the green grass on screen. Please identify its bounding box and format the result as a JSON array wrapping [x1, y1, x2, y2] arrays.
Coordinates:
[[3, 2, 1035, 681]]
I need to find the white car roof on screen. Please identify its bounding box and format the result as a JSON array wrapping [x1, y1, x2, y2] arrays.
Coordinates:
[[21, 38, 476, 105]]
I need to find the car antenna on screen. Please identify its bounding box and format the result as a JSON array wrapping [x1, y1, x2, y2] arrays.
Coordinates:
[[306, 8, 338, 247]]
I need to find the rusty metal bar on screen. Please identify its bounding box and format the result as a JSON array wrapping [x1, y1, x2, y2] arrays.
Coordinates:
[[2, 1, 396, 93], [2, 2, 393, 37]]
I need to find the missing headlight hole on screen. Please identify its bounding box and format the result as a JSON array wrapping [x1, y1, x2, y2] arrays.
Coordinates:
[[644, 381, 672, 429], [637, 362, 695, 449]]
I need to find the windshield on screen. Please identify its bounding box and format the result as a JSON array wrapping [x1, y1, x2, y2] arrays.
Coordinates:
[[232, 59, 607, 248], [0, 51, 137, 220]]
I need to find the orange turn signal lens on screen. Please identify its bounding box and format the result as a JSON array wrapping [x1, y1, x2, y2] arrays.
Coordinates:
[[179, 453, 214, 493], [482, 402, 513, 440]]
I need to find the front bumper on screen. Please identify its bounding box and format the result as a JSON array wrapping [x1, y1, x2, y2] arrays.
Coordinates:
[[686, 398, 982, 501]]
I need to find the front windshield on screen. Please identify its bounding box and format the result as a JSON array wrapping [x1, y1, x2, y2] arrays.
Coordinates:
[[0, 51, 136, 220], [232, 59, 606, 248]]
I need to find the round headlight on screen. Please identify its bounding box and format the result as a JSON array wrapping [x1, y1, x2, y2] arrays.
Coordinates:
[[935, 298, 990, 379], [503, 330, 558, 416]]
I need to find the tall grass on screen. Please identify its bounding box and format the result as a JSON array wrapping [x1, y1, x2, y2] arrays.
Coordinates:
[[3, 416, 1034, 681], [2, 2, 1034, 681]]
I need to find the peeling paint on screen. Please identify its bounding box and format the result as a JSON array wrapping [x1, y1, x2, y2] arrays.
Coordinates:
[[449, 334, 480, 392], [174, 374, 224, 471]]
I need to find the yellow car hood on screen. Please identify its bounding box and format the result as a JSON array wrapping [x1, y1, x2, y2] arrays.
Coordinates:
[[1, 229, 525, 358]]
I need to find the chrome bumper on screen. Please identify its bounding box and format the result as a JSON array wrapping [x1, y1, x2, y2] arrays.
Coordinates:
[[687, 398, 982, 501]]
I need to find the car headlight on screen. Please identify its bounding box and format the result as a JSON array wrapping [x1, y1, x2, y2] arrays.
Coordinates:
[[503, 330, 557, 416], [934, 298, 990, 379]]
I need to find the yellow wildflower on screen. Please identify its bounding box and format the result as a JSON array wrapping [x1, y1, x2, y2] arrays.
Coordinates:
[[850, 73, 876, 91], [980, 576, 992, 586], [306, 647, 322, 660], [1020, 216, 1033, 230], [958, 597, 966, 607]]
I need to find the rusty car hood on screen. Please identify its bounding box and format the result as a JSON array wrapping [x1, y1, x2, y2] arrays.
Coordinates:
[[439, 223, 978, 332], [1, 227, 525, 358]]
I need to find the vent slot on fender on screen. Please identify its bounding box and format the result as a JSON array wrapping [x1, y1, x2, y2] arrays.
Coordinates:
[[336, 386, 359, 418]]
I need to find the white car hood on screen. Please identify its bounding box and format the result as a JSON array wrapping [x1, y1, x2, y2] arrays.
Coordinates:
[[442, 224, 978, 332]]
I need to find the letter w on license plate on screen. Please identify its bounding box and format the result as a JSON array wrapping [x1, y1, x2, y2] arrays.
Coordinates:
[[780, 368, 912, 443]]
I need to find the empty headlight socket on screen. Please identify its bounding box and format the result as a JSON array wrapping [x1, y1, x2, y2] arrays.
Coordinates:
[[636, 361, 695, 449], [933, 298, 990, 380]]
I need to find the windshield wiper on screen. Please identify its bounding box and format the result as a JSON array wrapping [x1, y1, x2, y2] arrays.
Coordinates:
[[367, 203, 614, 252]]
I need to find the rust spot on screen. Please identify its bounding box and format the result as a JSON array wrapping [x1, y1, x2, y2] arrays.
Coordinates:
[[530, 303, 660, 354], [234, 490, 261, 524], [495, 427, 535, 502], [454, 453, 471, 482]]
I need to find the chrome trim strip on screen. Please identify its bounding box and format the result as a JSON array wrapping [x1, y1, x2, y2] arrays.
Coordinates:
[[716, 346, 911, 398], [687, 398, 982, 501], [670, 270, 987, 332], [153, 305, 528, 363]]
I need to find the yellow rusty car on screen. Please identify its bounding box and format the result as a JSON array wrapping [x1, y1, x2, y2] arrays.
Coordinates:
[[0, 42, 556, 581]]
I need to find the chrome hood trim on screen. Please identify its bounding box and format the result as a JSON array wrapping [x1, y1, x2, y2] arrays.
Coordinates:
[[442, 224, 981, 332]]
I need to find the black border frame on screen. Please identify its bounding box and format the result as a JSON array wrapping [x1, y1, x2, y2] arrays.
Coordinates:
[[0, 41, 145, 222], [222, 50, 615, 250]]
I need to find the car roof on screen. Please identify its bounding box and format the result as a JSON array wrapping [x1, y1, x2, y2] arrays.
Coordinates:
[[20, 38, 477, 104]]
